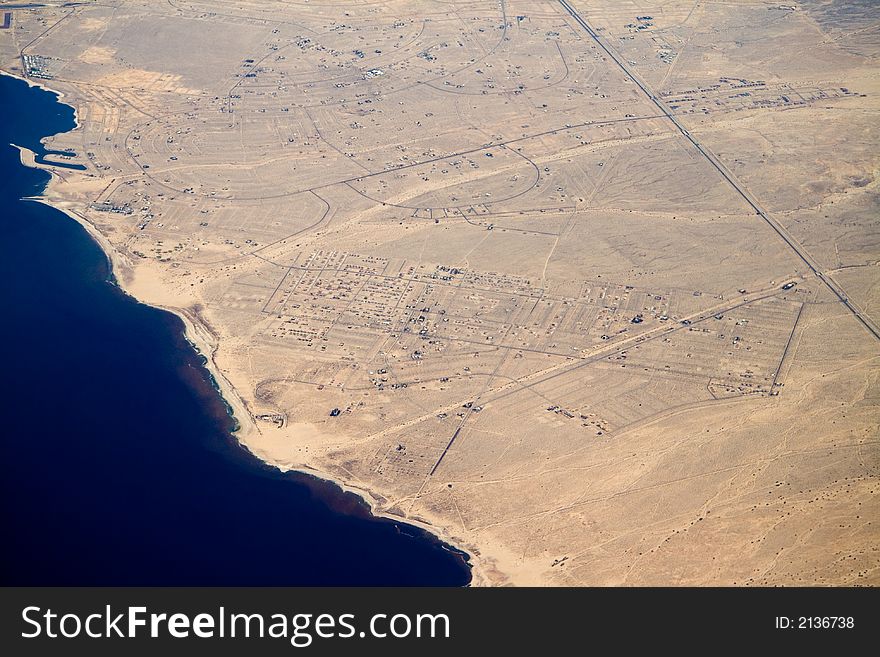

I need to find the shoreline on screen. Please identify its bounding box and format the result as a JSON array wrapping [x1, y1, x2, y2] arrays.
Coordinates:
[[7, 69, 488, 586]]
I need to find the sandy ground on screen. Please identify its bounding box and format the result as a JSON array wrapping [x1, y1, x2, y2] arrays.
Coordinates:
[[2, 0, 877, 586], [14, 151, 489, 585]]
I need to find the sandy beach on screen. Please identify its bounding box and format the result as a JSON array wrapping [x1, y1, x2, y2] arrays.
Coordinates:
[[3, 0, 876, 587], [23, 148, 491, 585]]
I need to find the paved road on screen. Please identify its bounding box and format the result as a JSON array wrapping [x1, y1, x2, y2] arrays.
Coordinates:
[[558, 0, 879, 341]]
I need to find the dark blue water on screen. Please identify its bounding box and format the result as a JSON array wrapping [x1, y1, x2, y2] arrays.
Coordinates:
[[0, 73, 470, 586]]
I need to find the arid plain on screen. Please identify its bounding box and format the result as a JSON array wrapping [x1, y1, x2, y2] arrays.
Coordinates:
[[1, 0, 877, 585]]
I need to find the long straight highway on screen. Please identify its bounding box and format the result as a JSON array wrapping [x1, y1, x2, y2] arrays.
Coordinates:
[[558, 0, 879, 341]]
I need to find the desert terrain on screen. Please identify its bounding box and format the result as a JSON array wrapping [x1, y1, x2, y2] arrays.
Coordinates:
[[1, 0, 877, 585]]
